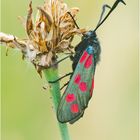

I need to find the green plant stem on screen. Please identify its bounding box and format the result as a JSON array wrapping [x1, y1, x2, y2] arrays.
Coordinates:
[[43, 67, 71, 140]]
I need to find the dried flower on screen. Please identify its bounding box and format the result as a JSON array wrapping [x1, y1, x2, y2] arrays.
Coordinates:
[[0, 0, 85, 76]]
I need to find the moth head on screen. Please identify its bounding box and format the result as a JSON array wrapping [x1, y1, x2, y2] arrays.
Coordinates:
[[82, 31, 96, 40]]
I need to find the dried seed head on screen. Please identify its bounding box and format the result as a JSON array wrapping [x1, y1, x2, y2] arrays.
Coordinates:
[[0, 0, 86, 75]]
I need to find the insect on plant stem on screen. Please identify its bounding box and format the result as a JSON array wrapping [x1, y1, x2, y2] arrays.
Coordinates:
[[56, 0, 126, 124]]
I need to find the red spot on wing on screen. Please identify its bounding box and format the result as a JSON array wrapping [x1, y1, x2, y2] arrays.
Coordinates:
[[90, 78, 94, 97], [74, 74, 81, 84], [84, 55, 93, 69], [70, 104, 79, 113], [66, 94, 76, 103], [79, 82, 87, 92], [80, 51, 88, 63]]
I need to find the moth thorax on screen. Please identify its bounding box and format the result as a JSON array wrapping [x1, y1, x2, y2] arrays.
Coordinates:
[[82, 31, 96, 40], [86, 46, 94, 54]]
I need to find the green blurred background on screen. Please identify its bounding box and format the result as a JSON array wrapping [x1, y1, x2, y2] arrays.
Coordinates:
[[1, 0, 139, 140]]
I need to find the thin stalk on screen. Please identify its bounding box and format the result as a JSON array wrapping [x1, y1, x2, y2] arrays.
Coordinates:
[[43, 67, 71, 140]]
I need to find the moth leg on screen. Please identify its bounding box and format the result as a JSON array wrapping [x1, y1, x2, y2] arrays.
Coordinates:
[[60, 81, 69, 90], [97, 4, 111, 26], [70, 55, 74, 61], [48, 72, 73, 83], [49, 55, 71, 68]]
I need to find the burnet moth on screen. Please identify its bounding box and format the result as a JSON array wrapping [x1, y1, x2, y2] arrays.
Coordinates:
[[50, 0, 126, 124]]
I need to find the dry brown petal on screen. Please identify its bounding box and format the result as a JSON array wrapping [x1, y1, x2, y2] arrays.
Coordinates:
[[46, 26, 53, 42], [68, 8, 79, 17], [44, 1, 52, 18], [45, 51, 53, 66], [56, 40, 70, 52], [26, 1, 34, 39], [0, 32, 26, 50], [62, 28, 86, 40], [18, 16, 26, 29], [59, 1, 68, 15], [37, 7, 53, 30]]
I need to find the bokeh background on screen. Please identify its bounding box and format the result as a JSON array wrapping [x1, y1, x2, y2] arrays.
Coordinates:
[[1, 0, 139, 140]]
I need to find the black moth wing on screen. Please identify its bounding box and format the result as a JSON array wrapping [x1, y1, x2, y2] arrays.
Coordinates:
[[57, 49, 95, 124], [71, 39, 89, 71]]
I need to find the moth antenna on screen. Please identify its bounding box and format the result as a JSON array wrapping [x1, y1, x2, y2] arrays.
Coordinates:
[[94, 0, 126, 32], [67, 12, 80, 29], [60, 81, 69, 90], [48, 55, 71, 68], [96, 4, 111, 27], [48, 72, 72, 83]]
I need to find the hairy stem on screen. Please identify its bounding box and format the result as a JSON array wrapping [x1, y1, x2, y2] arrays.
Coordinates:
[[43, 67, 71, 140]]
